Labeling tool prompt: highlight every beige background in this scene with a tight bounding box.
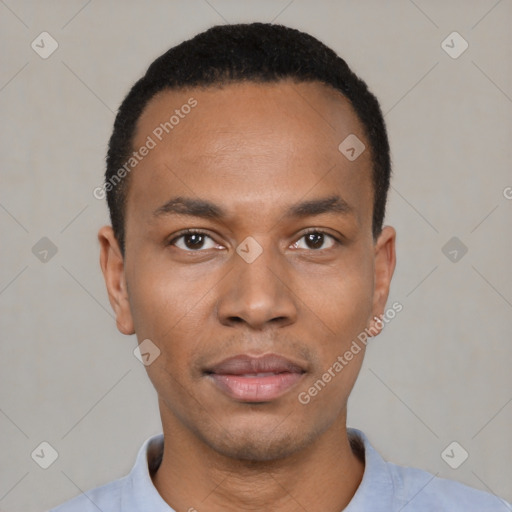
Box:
[1,1,511,510]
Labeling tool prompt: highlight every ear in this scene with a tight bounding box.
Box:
[98,226,135,335]
[368,225,396,337]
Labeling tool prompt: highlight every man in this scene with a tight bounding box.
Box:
[51,22,510,511]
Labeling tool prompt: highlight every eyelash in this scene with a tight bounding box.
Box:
[168,228,341,252]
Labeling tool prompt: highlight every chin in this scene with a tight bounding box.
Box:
[210,431,305,462]
[196,415,321,463]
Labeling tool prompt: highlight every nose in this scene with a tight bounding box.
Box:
[216,242,298,331]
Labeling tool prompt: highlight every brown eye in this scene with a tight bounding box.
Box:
[291,231,337,251]
[305,232,324,249]
[182,233,206,249]
[170,231,218,251]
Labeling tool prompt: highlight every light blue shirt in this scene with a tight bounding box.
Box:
[49,428,511,511]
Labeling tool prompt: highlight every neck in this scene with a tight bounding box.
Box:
[152,408,364,512]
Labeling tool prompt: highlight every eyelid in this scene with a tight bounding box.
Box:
[169,228,212,242]
[299,227,340,239]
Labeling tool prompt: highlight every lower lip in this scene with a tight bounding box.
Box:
[208,372,303,402]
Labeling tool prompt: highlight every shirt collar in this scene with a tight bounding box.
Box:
[123,433,171,510]
[344,428,396,511]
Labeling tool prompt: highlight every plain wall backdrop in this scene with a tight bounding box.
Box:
[0,1,511,510]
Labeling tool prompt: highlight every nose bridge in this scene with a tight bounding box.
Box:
[237,239,280,293]
[216,236,297,329]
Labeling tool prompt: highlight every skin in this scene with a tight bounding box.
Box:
[99,80,396,512]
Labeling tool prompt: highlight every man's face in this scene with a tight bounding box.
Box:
[100,80,395,461]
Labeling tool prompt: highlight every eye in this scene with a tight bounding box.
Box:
[169,230,220,251]
[291,230,339,251]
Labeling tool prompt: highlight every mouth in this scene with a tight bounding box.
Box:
[204,354,306,402]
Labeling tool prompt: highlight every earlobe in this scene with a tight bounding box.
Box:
[367,315,385,337]
[369,225,396,337]
[98,226,135,335]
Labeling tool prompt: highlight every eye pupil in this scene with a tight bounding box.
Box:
[306,232,324,249]
[185,234,204,249]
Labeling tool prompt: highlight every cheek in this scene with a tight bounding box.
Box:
[297,272,371,410]
[127,256,213,338]
[126,258,222,393]
[127,272,206,397]
[298,251,374,344]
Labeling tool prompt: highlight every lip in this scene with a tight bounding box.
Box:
[205,354,306,402]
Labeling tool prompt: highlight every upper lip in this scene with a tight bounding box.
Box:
[205,354,306,375]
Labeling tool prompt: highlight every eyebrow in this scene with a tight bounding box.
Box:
[152,195,354,221]
[283,195,354,219]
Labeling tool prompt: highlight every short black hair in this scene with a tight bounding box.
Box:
[105,22,391,255]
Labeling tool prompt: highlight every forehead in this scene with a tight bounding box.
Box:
[127,80,373,230]
[135,80,365,151]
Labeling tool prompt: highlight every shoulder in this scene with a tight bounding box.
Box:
[347,428,511,512]
[48,476,125,512]
[48,433,165,512]
[388,462,511,511]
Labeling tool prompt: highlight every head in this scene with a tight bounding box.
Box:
[99,22,396,461]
